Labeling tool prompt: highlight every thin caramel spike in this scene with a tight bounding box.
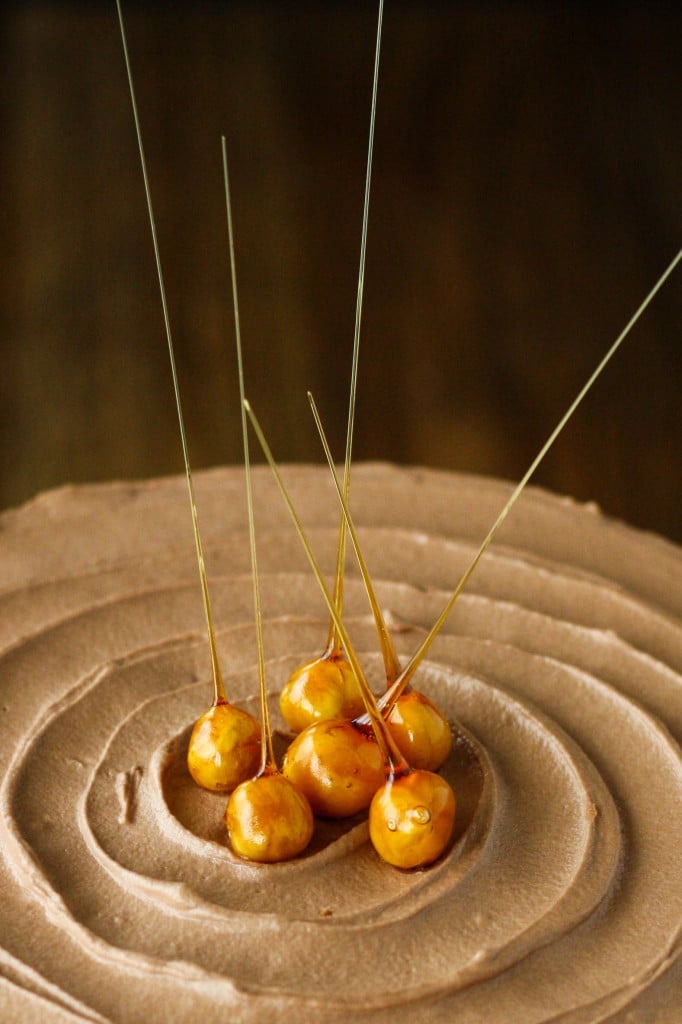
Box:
[308,392,402,682]
[244,400,407,774]
[385,248,682,706]
[327,0,385,652]
[116,0,225,704]
[222,138,275,772]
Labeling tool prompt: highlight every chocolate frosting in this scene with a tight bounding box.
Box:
[0,463,680,1022]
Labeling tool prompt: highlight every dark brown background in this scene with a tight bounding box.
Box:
[2,2,681,543]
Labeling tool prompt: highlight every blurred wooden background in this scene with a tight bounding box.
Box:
[2,2,681,543]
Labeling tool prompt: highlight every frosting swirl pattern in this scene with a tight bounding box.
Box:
[0,464,680,1022]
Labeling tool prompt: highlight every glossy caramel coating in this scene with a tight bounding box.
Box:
[225,772,314,862]
[386,690,452,771]
[369,770,456,868]
[282,718,386,818]
[187,701,261,793]
[280,652,364,733]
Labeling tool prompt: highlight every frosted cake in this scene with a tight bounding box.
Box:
[0,463,680,1022]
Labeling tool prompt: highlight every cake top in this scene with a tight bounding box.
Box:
[1,463,680,1022]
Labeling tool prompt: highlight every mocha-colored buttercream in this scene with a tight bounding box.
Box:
[0,464,680,1023]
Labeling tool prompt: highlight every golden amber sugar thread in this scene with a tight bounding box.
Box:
[222,135,276,774]
[118,0,261,796]
[377,247,682,716]
[116,0,226,706]
[282,0,384,734]
[311,242,682,723]
[309,391,403,683]
[222,138,313,861]
[330,0,384,637]
[309,391,452,773]
[244,399,408,776]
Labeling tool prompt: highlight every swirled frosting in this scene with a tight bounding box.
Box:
[0,463,680,1023]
